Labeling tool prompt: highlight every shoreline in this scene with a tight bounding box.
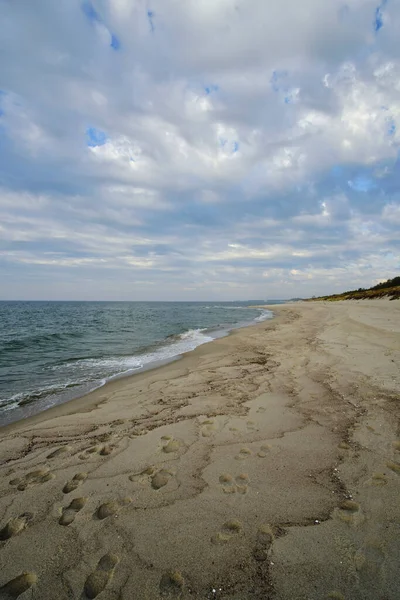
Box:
[0,306,275,430]
[0,300,399,599]
[0,306,279,435]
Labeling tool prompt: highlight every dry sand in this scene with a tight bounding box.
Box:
[0,300,399,599]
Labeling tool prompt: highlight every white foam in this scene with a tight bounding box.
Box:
[254,309,274,322]
[212,305,249,309]
[2,379,84,410]
[4,317,273,414]
[61,328,215,378]
[0,398,20,411]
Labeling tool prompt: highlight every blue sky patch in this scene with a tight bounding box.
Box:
[205,84,219,95]
[271,71,296,104]
[81,1,100,23]
[147,10,155,32]
[348,175,376,192]
[110,34,121,51]
[374,0,387,32]
[271,70,288,92]
[387,120,396,136]
[86,127,107,147]
[82,1,120,50]
[331,166,344,177]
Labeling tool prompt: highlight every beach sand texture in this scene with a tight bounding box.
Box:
[0,300,399,599]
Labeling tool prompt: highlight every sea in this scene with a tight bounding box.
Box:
[0,300,284,426]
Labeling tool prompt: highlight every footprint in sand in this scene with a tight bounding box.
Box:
[257,444,272,458]
[0,513,34,541]
[159,571,185,597]
[366,425,379,434]
[386,460,400,475]
[96,497,132,520]
[246,420,258,431]
[151,469,175,490]
[219,473,249,495]
[129,466,175,490]
[349,539,386,587]
[80,445,102,458]
[79,443,116,460]
[99,444,115,456]
[252,524,274,561]
[235,473,249,494]
[47,445,71,459]
[256,406,266,414]
[162,437,181,454]
[338,442,351,450]
[0,572,37,599]
[219,474,235,494]
[84,553,119,599]
[233,445,272,460]
[9,469,55,491]
[59,498,87,526]
[63,472,88,494]
[129,466,157,483]
[335,499,364,526]
[234,448,252,461]
[97,433,113,443]
[367,472,388,486]
[211,519,243,545]
[130,424,148,438]
[200,419,217,438]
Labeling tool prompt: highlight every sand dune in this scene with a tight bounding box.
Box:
[0,300,399,599]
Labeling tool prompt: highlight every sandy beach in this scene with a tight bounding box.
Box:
[0,300,399,599]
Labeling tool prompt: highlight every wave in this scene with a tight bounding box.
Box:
[0,380,86,410]
[0,330,84,355]
[254,309,274,322]
[1,305,275,418]
[203,305,273,322]
[202,305,274,321]
[1,327,215,412]
[69,328,215,374]
[203,305,251,310]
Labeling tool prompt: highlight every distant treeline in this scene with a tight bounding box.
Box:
[370,276,400,290]
[309,276,400,301]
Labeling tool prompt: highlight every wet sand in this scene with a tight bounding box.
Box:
[0,300,399,599]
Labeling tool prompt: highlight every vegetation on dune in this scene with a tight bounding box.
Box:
[308,276,400,301]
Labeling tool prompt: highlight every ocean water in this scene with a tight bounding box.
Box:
[0,301,281,426]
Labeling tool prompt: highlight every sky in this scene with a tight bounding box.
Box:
[0,0,399,301]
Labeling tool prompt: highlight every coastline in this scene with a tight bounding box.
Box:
[0,300,399,599]
[0,307,276,434]
[0,304,275,428]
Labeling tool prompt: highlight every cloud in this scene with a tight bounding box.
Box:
[0,0,399,300]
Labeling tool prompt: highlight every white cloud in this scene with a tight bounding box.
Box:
[0,0,399,299]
